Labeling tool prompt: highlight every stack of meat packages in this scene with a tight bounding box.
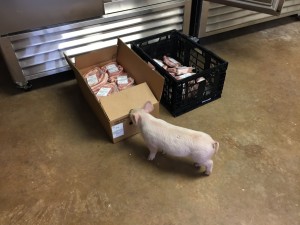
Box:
[149,56,206,99]
[83,61,135,100]
[148,56,196,80]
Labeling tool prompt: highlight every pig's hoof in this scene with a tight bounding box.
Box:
[147,155,155,161]
[203,171,211,176]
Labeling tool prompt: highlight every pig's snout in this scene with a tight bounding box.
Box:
[129,110,134,125]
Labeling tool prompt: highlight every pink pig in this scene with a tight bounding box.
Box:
[129,101,219,175]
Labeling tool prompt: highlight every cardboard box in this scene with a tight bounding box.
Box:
[64,39,164,143]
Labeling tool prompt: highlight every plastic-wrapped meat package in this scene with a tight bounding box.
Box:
[92,82,119,100]
[116,75,135,91]
[176,73,196,80]
[153,59,168,70]
[163,56,181,68]
[83,67,108,88]
[175,66,194,75]
[167,66,194,75]
[169,72,196,80]
[101,62,124,82]
[167,67,177,74]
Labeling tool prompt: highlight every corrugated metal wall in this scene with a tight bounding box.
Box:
[199,0,300,37]
[0,0,191,87]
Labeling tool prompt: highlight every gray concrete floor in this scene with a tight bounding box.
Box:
[0,17,299,225]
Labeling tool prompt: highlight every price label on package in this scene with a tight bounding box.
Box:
[86,74,98,86]
[96,87,111,97]
[112,123,124,139]
[117,76,128,84]
[107,64,119,73]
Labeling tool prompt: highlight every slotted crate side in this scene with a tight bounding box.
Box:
[131,30,228,116]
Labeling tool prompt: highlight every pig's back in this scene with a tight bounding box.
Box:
[141,116,214,157]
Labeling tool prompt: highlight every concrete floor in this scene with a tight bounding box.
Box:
[0,17,299,225]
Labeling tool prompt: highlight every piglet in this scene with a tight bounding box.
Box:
[129,101,219,175]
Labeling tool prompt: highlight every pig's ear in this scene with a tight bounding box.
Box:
[143,101,154,113]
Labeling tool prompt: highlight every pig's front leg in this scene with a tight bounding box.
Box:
[148,152,156,160]
[147,146,158,160]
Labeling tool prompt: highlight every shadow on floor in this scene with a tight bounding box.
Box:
[0,60,75,96]
[56,82,110,142]
[122,137,209,179]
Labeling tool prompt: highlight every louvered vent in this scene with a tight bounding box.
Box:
[199,0,300,37]
[0,0,191,86]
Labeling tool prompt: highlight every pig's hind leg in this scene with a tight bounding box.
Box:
[203,160,213,175]
[194,160,213,175]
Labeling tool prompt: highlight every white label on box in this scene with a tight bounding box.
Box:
[87,74,98,86]
[112,123,124,139]
[96,87,111,97]
[107,64,119,73]
[117,76,128,84]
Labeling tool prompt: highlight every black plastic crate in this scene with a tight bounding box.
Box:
[131,30,228,117]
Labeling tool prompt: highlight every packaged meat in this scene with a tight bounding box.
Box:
[169,72,176,77]
[167,66,194,76]
[90,82,104,93]
[108,74,119,83]
[107,71,126,83]
[101,62,124,77]
[176,66,194,75]
[163,56,181,68]
[167,67,177,73]
[93,83,119,100]
[169,72,196,80]
[117,76,135,91]
[175,73,196,80]
[153,59,168,70]
[83,67,108,87]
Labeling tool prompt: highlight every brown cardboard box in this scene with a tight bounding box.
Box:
[64,39,164,143]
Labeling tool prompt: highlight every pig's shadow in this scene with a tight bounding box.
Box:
[123,137,208,179]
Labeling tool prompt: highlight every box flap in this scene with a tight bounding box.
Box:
[100,83,158,122]
[64,52,77,71]
[116,39,164,101]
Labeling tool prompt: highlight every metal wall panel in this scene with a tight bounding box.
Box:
[199,0,300,37]
[0,0,192,88]
[206,0,285,15]
[0,0,108,35]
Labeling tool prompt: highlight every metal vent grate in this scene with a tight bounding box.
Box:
[0,0,192,87]
[199,0,300,37]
